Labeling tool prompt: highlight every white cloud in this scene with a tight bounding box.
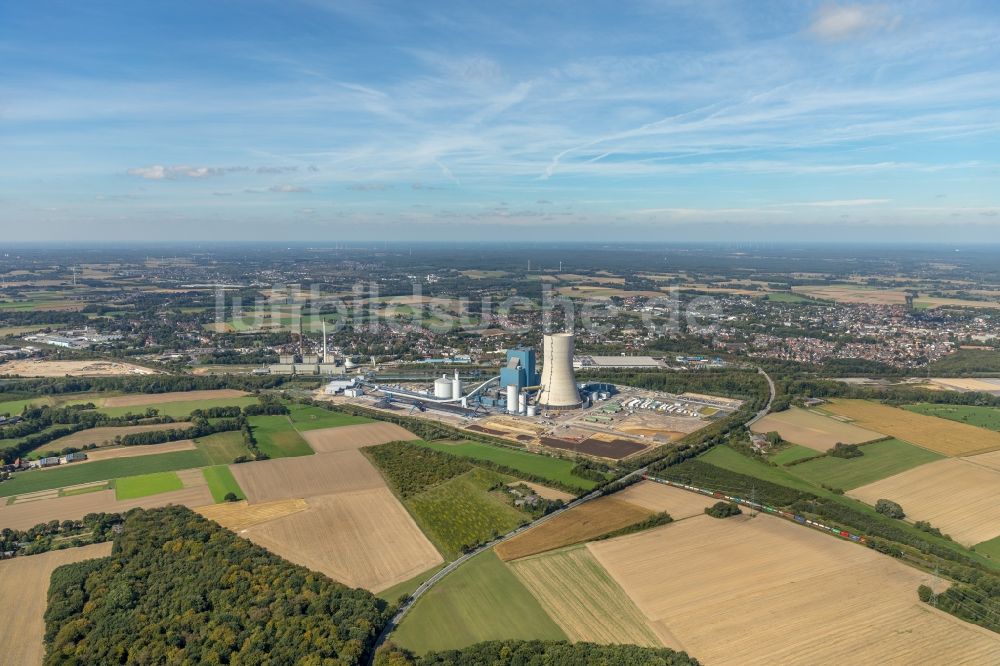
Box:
[127,165,232,179]
[809,4,899,41]
[269,184,311,193]
[782,198,891,207]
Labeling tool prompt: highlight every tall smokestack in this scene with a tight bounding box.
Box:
[322,321,328,364]
[538,332,581,409]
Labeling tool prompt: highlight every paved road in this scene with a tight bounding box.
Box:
[366,368,776,662]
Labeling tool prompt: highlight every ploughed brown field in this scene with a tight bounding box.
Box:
[101,389,248,407]
[750,406,882,451]
[299,422,418,453]
[587,513,1000,665]
[495,497,653,561]
[0,543,113,666]
[849,458,1000,546]
[823,399,1000,456]
[539,436,645,459]
[0,485,214,531]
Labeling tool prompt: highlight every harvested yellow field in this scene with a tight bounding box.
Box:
[44,423,195,450]
[751,406,882,451]
[196,498,309,531]
[0,542,113,666]
[230,450,385,502]
[495,497,652,561]
[930,377,1000,392]
[508,481,574,502]
[0,359,158,377]
[300,422,418,453]
[83,439,197,461]
[965,449,1000,472]
[0,486,213,530]
[849,458,1000,546]
[102,389,248,407]
[614,481,716,519]
[824,399,1000,456]
[242,487,443,592]
[509,546,660,647]
[589,514,1000,665]
[792,284,907,305]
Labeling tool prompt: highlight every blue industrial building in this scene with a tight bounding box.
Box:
[500,347,539,393]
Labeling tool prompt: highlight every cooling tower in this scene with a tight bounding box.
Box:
[538,332,581,409]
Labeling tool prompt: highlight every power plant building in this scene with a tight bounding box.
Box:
[537,332,582,409]
[500,347,539,393]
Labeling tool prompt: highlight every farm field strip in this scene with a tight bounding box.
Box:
[786,438,943,490]
[100,389,248,407]
[115,471,184,500]
[392,550,566,655]
[83,439,197,461]
[0,485,214,530]
[613,481,716,519]
[196,498,308,531]
[495,497,653,561]
[508,546,661,647]
[965,449,1000,472]
[588,514,1000,665]
[414,439,594,490]
[0,543,113,666]
[750,406,882,451]
[35,422,195,452]
[300,422,418,453]
[202,465,245,503]
[242,486,443,592]
[849,458,1000,546]
[824,399,1000,456]
[229,449,384,502]
[96,395,259,419]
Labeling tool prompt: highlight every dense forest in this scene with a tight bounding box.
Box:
[44,506,391,665]
[375,640,700,665]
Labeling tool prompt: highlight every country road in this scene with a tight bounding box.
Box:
[366,368,776,663]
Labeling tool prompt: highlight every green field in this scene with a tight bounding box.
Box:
[248,415,313,458]
[769,444,821,465]
[115,471,183,500]
[699,445,820,494]
[286,404,372,431]
[203,465,245,503]
[975,535,1000,561]
[786,438,943,490]
[765,292,812,303]
[406,468,528,559]
[194,431,250,465]
[904,403,1000,431]
[376,563,446,603]
[60,482,111,497]
[0,449,210,497]
[393,550,565,655]
[415,440,593,491]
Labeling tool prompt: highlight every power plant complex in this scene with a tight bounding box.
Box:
[353,332,590,415]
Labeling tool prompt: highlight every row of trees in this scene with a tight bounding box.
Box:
[375,640,700,665]
[1,512,122,558]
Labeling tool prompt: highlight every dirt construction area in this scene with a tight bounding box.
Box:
[0,485,214,531]
[0,542,113,665]
[101,389,248,407]
[495,497,653,561]
[823,399,1000,456]
[0,359,158,377]
[241,487,443,592]
[751,407,883,451]
[849,458,1000,546]
[588,513,1000,665]
[299,422,418,453]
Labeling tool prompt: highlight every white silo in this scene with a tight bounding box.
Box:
[538,332,581,409]
[452,370,462,399]
[434,375,453,399]
[506,384,518,413]
[518,393,527,414]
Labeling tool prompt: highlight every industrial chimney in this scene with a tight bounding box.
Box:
[537,332,581,409]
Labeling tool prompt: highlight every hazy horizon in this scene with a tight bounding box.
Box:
[3,1,999,241]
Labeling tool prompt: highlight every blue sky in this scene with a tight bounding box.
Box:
[2,1,999,242]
